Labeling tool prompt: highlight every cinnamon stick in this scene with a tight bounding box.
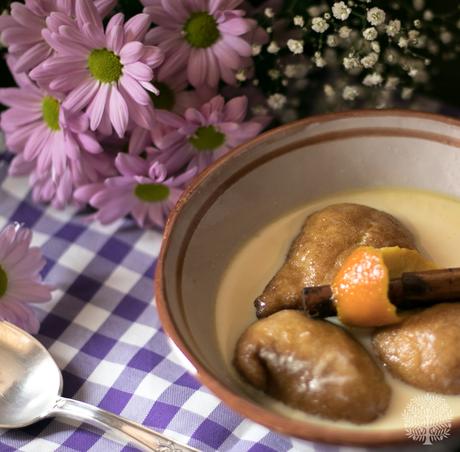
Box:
[302,267,460,318]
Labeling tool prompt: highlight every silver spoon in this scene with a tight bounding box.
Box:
[0,321,198,452]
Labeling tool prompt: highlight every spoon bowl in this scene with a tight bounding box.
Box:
[0,321,62,428]
[0,322,197,452]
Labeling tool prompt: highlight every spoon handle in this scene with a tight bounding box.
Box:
[51,397,198,452]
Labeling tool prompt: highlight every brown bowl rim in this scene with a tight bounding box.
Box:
[155,109,460,447]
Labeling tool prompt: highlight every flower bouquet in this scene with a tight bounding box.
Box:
[0,0,458,228]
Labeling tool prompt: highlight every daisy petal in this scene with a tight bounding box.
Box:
[109,87,129,137]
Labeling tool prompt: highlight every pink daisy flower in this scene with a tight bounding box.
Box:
[8,146,116,210]
[129,67,215,155]
[142,0,264,87]
[0,77,102,179]
[0,0,115,74]
[75,153,196,228]
[31,2,164,138]
[156,95,263,173]
[0,223,52,334]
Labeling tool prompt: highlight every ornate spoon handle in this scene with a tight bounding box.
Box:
[51,397,198,452]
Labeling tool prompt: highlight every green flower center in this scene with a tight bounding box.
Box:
[150,82,176,111]
[88,48,123,83]
[134,183,170,202]
[183,12,220,48]
[189,125,225,151]
[0,265,8,298]
[41,96,60,131]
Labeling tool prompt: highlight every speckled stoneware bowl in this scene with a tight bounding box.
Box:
[155,110,460,446]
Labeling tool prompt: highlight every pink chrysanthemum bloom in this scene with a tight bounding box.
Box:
[0,76,102,179]
[0,0,115,74]
[156,95,263,173]
[9,150,116,210]
[142,0,265,87]
[0,223,52,334]
[129,68,215,155]
[31,2,164,138]
[75,154,196,228]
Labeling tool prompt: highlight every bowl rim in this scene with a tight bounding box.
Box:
[155,109,460,447]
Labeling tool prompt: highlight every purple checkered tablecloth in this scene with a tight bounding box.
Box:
[1,150,460,452]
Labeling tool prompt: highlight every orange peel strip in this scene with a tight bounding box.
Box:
[331,246,436,327]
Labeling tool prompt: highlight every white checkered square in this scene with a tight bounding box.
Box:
[2,175,29,199]
[31,230,50,247]
[232,419,270,442]
[133,230,162,256]
[20,437,60,452]
[135,373,170,400]
[104,265,139,292]
[87,361,126,387]
[74,304,111,331]
[119,323,154,347]
[181,391,220,417]
[48,341,79,369]
[59,243,95,273]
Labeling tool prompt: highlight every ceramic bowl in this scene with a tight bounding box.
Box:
[155,110,460,446]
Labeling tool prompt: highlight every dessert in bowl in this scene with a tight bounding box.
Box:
[155,110,460,445]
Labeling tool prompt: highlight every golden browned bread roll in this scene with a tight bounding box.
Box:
[255,203,416,318]
[234,310,391,423]
[373,303,460,394]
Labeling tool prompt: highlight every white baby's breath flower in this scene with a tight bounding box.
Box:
[371,41,381,53]
[401,87,414,99]
[267,41,280,54]
[360,52,379,68]
[332,1,351,20]
[235,69,247,81]
[423,10,434,21]
[385,76,399,89]
[293,15,305,27]
[252,105,269,116]
[252,44,262,56]
[281,79,288,87]
[312,17,329,33]
[363,27,378,40]
[323,12,331,20]
[339,26,352,38]
[441,31,453,44]
[284,63,308,78]
[343,55,361,70]
[327,35,338,47]
[363,72,383,86]
[264,7,274,18]
[413,0,425,11]
[408,30,420,42]
[324,84,335,97]
[267,93,287,110]
[268,69,280,80]
[398,36,409,48]
[408,67,418,77]
[414,19,422,29]
[313,51,326,67]
[385,48,398,64]
[386,19,401,37]
[342,85,360,100]
[367,7,386,26]
[428,41,439,54]
[287,39,304,54]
